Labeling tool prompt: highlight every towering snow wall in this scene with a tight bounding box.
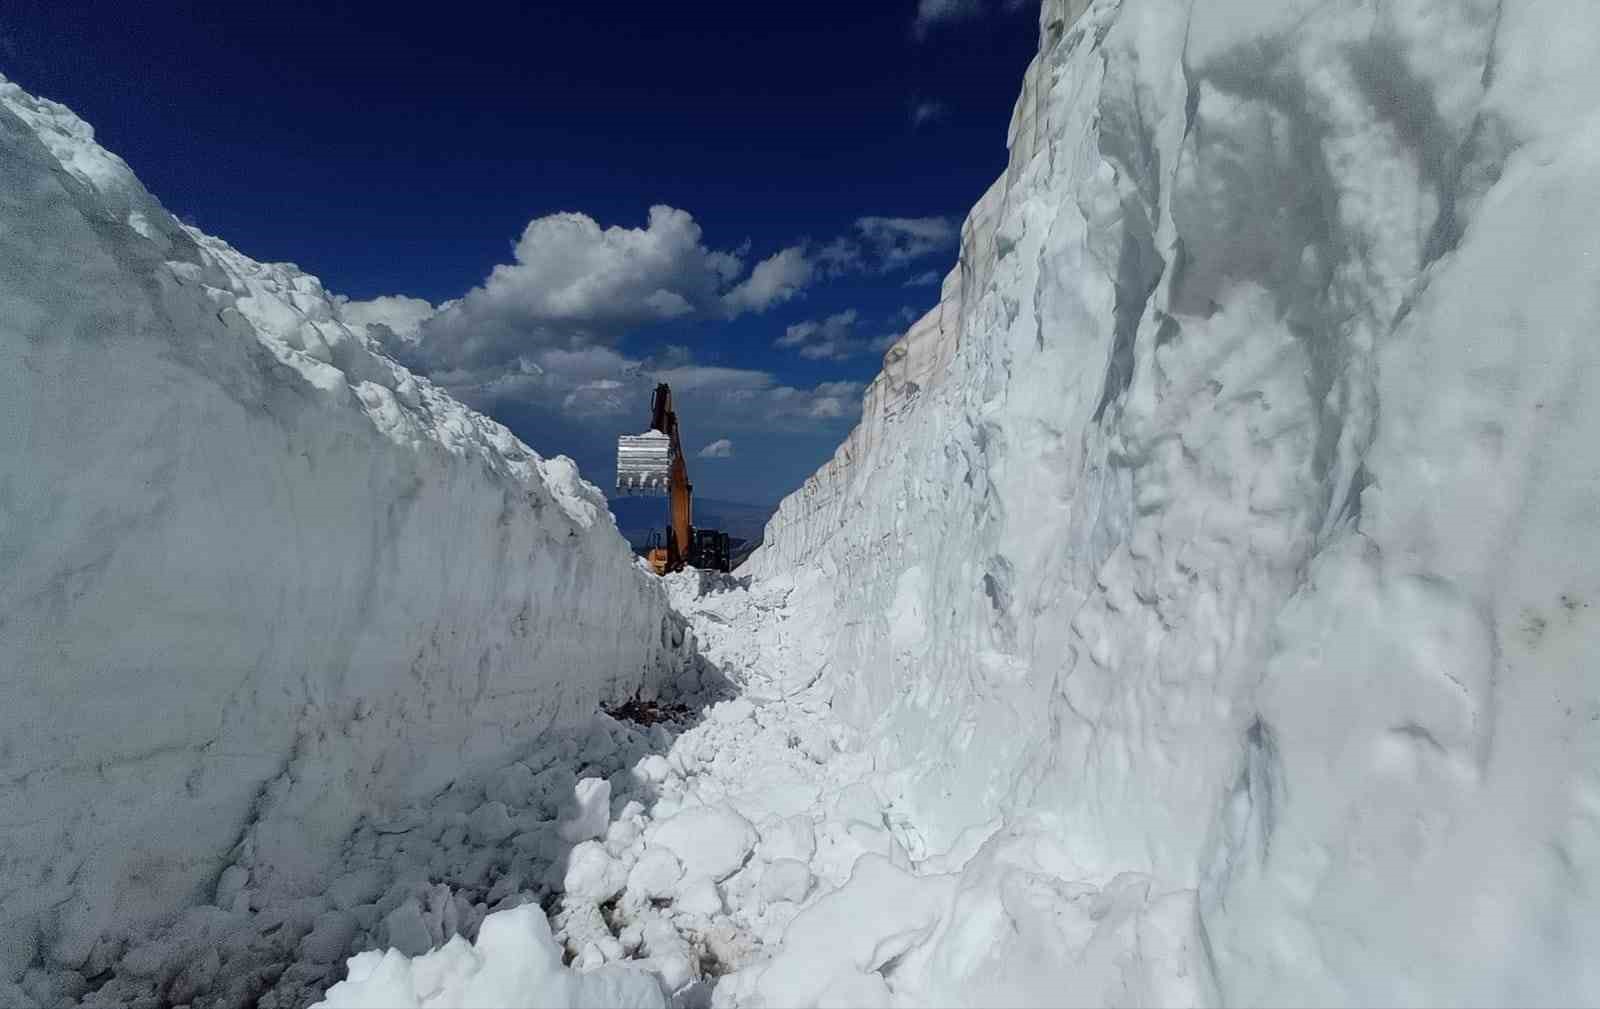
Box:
[749,0,1600,1002]
[0,76,690,979]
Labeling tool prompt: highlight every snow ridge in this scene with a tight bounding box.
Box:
[0,71,692,1002]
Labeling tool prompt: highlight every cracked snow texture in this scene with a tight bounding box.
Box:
[0,72,697,1000]
[747,0,1600,1004]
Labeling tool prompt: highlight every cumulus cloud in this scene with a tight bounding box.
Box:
[698,438,734,459]
[777,309,904,362]
[721,246,814,315]
[335,293,437,344]
[391,206,817,381]
[335,206,955,390]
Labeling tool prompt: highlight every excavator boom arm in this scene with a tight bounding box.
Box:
[616,382,730,574]
[658,388,693,571]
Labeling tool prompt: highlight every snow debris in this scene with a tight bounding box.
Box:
[316,906,667,1008]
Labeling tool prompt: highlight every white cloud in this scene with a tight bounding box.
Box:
[698,438,734,459]
[721,246,814,315]
[915,0,985,33]
[777,309,904,362]
[910,101,946,128]
[903,269,944,287]
[652,365,865,429]
[856,216,959,271]
[441,342,863,440]
[913,0,1033,37]
[335,293,437,344]
[399,206,819,378]
[816,236,864,277]
[335,208,955,389]
[562,378,628,415]
[778,310,860,361]
[803,217,957,281]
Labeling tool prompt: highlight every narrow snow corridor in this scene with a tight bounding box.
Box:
[305,570,927,1008]
[293,569,1211,1009]
[8,0,1600,1004]
[49,571,913,1009]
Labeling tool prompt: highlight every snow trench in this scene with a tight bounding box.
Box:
[7,0,1600,1004]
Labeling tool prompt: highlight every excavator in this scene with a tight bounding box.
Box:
[615,383,732,575]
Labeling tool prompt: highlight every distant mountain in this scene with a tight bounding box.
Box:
[607,496,775,550]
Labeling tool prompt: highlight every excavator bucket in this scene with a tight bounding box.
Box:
[615,430,673,496]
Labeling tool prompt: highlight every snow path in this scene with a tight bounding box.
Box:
[303,569,1211,1009]
[304,568,917,1009]
[30,571,899,1009]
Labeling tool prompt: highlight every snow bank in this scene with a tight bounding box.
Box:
[747,0,1600,1003]
[0,72,690,992]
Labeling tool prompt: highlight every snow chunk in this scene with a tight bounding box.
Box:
[627,848,683,901]
[557,778,612,843]
[649,805,757,882]
[747,855,954,1006]
[468,801,517,845]
[299,911,359,965]
[633,754,672,785]
[758,859,813,905]
[563,842,627,904]
[673,877,723,918]
[381,899,434,958]
[709,698,755,725]
[757,814,817,864]
[485,762,537,809]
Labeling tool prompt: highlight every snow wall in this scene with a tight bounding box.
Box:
[748,0,1600,1003]
[0,76,690,980]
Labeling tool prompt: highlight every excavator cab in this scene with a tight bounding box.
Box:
[615,383,732,575]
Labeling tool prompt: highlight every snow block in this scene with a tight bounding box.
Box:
[558,778,613,844]
[649,805,757,882]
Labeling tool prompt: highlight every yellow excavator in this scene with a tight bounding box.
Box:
[615,383,732,575]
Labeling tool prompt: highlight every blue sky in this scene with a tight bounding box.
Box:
[2,0,1040,504]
